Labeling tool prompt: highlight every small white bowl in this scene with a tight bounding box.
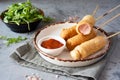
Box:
[37,36,66,56]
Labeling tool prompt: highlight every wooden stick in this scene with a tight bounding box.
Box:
[92,5,99,16]
[96,4,120,21]
[107,31,120,39]
[97,13,120,30]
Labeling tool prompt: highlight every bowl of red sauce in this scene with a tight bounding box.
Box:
[37,36,66,56]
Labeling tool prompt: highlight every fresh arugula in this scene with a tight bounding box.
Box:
[0,35,27,46]
[3,0,54,30]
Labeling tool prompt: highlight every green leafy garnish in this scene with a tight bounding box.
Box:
[0,35,27,46]
[3,0,54,30]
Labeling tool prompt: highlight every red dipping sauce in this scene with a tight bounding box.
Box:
[41,39,64,49]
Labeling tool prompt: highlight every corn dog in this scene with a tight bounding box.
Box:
[60,15,96,40]
[76,15,96,35]
[66,29,96,50]
[60,25,77,41]
[70,36,107,60]
[81,15,96,26]
[76,21,93,35]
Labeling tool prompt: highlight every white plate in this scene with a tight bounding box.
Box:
[33,22,110,67]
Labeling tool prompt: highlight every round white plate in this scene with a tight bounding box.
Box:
[33,22,110,67]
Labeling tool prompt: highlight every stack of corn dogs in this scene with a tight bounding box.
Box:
[60,15,107,60]
[60,5,120,60]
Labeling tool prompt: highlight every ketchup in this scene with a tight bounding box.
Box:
[41,39,64,49]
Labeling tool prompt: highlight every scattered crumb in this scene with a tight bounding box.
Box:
[67,16,79,22]
[25,74,42,80]
[55,75,60,78]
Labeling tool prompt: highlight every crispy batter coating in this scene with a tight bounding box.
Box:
[76,15,96,35]
[70,36,107,60]
[81,15,96,26]
[66,29,97,50]
[60,15,96,40]
[60,25,77,41]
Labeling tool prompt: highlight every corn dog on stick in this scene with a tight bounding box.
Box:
[70,36,107,60]
[81,15,96,26]
[60,15,96,40]
[76,15,96,35]
[66,29,97,50]
[60,25,77,41]
[76,21,93,35]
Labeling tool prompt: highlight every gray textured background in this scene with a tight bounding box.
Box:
[0,0,120,80]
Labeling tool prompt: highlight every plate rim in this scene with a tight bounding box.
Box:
[33,22,110,62]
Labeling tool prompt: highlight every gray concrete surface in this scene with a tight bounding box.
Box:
[0,0,120,80]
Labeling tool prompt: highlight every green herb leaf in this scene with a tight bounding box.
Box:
[0,35,27,46]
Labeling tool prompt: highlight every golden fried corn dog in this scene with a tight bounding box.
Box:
[66,29,96,50]
[76,21,93,35]
[60,15,96,40]
[60,25,77,41]
[81,15,96,26]
[70,36,107,60]
[76,15,96,35]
